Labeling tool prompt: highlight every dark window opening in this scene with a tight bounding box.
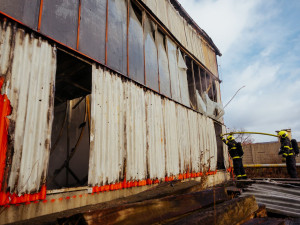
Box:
[214,122,225,170]
[185,56,197,109]
[200,68,206,95]
[47,50,91,190]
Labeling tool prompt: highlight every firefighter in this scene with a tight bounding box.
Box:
[221,135,247,180]
[278,130,298,178]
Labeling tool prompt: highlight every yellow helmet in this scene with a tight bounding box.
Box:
[227,135,235,141]
[278,130,288,138]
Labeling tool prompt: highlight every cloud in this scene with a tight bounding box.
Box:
[178,0,300,142]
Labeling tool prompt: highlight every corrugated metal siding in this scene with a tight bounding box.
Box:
[89,66,221,186]
[89,67,125,186]
[145,91,165,180]
[0,21,13,76]
[240,182,300,217]
[0,22,56,194]
[125,80,147,181]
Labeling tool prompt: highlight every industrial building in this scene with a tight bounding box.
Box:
[0,0,229,223]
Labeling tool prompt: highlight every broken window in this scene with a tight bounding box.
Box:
[185,56,197,109]
[47,50,91,190]
[107,0,127,75]
[128,1,144,84]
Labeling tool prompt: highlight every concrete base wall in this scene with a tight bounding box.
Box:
[0,171,230,224]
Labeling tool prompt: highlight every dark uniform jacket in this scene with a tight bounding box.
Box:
[222,138,243,159]
[279,137,294,157]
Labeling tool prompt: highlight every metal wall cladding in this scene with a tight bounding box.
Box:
[0,0,40,30]
[241,182,300,218]
[141,0,219,76]
[89,65,220,186]
[0,22,56,195]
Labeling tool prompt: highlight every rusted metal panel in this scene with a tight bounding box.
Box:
[0,23,56,194]
[145,91,165,180]
[125,80,147,181]
[176,105,191,173]
[89,65,220,186]
[163,99,179,176]
[0,21,13,76]
[0,0,40,29]
[79,0,106,64]
[89,67,125,186]
[41,0,79,49]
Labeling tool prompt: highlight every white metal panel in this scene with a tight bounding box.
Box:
[145,91,165,180]
[156,0,169,28]
[142,0,158,16]
[167,38,181,103]
[166,2,187,48]
[188,110,200,172]
[89,66,125,186]
[176,104,191,174]
[0,21,13,76]
[4,27,56,194]
[163,99,179,176]
[125,81,147,181]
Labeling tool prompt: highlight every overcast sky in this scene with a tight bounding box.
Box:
[178,0,300,143]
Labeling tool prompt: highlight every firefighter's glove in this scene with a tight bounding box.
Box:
[278,149,283,155]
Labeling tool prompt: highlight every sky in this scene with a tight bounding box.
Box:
[178,0,300,143]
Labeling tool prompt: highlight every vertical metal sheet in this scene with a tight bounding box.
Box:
[145,91,165,180]
[89,66,125,186]
[107,0,127,75]
[163,99,179,176]
[166,2,187,47]
[157,31,171,98]
[41,0,79,49]
[2,26,56,194]
[188,110,201,172]
[0,21,13,76]
[125,81,147,181]
[0,0,40,30]
[79,0,106,64]
[89,66,221,186]
[177,49,190,107]
[176,105,191,174]
[128,1,144,84]
[144,15,159,92]
[167,38,181,103]
[141,0,158,16]
[156,0,169,28]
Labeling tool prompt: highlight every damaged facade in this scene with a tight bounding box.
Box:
[0,0,229,223]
